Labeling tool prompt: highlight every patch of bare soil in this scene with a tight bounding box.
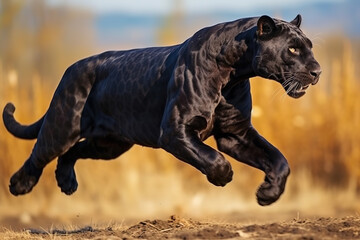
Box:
[6,215,358,240]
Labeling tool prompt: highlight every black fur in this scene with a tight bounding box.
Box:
[3,15,320,206]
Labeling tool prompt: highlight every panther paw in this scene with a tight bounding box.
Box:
[9,161,43,196]
[55,163,78,195]
[206,160,233,187]
[256,167,290,206]
[256,181,283,206]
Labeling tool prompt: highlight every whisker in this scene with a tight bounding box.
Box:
[280,89,289,101]
[282,82,292,89]
[266,73,279,81]
[270,85,285,102]
[282,77,295,88]
[283,72,294,77]
[280,81,297,101]
[286,81,298,94]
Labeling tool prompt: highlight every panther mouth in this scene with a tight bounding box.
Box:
[283,81,309,98]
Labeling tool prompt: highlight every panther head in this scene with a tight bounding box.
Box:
[253,14,321,98]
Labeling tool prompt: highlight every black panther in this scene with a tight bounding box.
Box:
[3,15,321,206]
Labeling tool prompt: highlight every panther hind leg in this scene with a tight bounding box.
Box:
[9,58,100,196]
[9,127,80,196]
[56,138,133,195]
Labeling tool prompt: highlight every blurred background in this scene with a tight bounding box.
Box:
[0,0,359,228]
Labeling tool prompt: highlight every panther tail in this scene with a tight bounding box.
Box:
[2,102,45,140]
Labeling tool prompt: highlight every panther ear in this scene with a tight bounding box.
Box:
[290,14,302,28]
[257,15,277,39]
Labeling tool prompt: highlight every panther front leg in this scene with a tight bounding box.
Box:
[159,113,233,187]
[215,126,290,206]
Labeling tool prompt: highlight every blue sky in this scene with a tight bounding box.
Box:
[44,0,358,47]
[47,0,343,14]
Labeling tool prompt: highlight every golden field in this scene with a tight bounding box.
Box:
[0,1,359,232]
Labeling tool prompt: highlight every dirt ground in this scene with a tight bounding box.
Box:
[1,214,359,240]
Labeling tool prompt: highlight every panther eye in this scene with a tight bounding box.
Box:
[289,47,300,55]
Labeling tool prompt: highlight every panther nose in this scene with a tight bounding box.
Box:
[310,69,322,85]
[310,69,322,79]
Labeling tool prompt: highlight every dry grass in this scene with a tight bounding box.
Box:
[0,228,40,240]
